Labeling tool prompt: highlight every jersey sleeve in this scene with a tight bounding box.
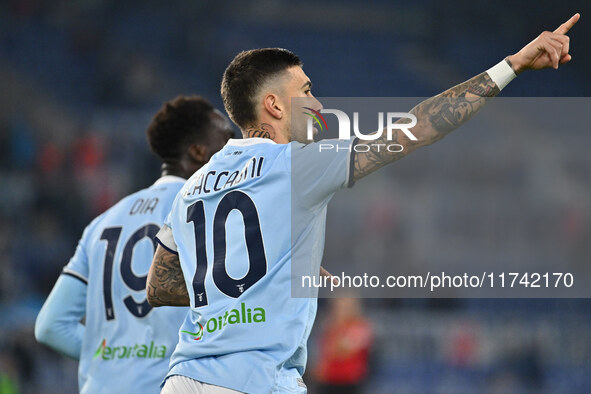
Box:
[62,223,93,284]
[35,275,86,359]
[291,138,358,209]
[155,210,178,254]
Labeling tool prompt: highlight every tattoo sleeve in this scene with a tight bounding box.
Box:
[146,245,190,307]
[353,71,500,181]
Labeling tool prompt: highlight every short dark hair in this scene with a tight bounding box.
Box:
[146,95,214,161]
[221,48,302,129]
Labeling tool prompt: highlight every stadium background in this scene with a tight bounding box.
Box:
[1,0,590,392]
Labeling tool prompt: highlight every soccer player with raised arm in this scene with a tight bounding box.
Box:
[35,96,234,393]
[147,14,579,394]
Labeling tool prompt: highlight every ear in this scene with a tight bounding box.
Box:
[187,144,208,164]
[262,93,284,120]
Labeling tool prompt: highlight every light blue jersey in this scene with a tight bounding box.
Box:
[156,138,354,393]
[64,176,189,394]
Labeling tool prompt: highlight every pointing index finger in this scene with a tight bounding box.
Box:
[554,13,580,34]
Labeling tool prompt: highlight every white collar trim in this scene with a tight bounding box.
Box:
[154,175,186,186]
[226,138,277,146]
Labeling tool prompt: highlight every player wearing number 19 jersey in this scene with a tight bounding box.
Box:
[35,96,233,393]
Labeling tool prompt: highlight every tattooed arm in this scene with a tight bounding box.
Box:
[147,245,189,307]
[353,71,500,180]
[353,13,579,181]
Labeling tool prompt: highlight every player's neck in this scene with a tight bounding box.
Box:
[160,162,189,180]
[241,122,289,144]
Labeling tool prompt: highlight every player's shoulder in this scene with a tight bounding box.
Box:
[222,138,289,152]
[116,178,185,213]
[87,178,184,229]
[144,176,186,199]
[287,140,322,162]
[82,189,146,234]
[207,139,291,170]
[290,139,354,160]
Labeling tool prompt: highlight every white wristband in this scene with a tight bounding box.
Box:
[486,59,517,91]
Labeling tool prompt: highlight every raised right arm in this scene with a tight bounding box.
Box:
[352,13,579,181]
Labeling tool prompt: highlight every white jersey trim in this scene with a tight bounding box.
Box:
[226,138,277,147]
[62,268,88,285]
[154,175,186,186]
[155,225,178,253]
